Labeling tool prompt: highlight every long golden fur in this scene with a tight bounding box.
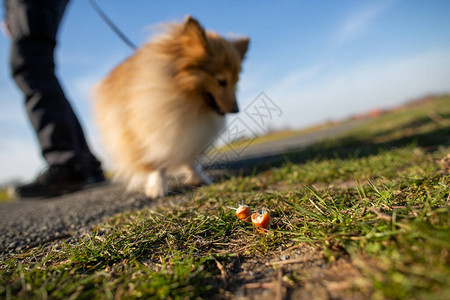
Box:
[93,16,249,198]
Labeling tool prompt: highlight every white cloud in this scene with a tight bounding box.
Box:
[0,139,44,184]
[0,78,42,183]
[333,0,395,46]
[267,49,450,129]
[0,92,24,123]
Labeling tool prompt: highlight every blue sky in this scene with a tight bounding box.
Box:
[1,0,450,183]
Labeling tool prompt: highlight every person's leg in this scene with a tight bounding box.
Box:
[5,0,104,197]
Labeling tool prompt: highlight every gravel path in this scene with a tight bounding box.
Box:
[0,183,154,257]
[0,120,363,258]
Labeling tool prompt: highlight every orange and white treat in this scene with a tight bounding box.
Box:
[251,209,271,233]
[236,204,252,222]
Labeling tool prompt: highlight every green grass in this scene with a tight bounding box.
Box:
[0,189,11,203]
[317,96,450,149]
[1,96,449,299]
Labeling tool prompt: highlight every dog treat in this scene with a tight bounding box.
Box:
[236,204,252,222]
[251,209,271,233]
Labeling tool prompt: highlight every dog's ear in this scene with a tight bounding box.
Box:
[183,15,208,51]
[232,37,250,60]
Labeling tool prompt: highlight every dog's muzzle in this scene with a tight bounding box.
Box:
[204,92,225,116]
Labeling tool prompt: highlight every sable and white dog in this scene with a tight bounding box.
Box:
[93,16,249,198]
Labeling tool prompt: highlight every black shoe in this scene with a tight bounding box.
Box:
[85,166,107,185]
[9,165,106,199]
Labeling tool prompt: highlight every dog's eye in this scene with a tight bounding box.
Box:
[217,79,227,87]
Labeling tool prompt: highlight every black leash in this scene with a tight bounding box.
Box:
[88,0,138,50]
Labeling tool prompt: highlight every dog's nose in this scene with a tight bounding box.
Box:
[230,102,239,113]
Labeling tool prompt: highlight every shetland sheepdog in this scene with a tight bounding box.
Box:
[93,16,249,198]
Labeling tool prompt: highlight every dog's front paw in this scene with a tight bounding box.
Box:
[183,165,212,186]
[185,171,212,186]
[145,170,168,199]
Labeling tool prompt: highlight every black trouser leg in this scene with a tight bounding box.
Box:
[5,0,101,174]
